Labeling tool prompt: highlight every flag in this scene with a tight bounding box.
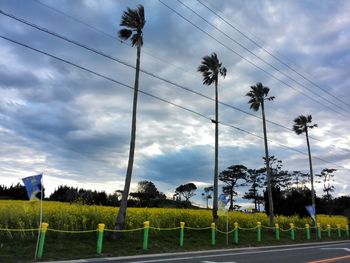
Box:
[22,174,42,200]
[305,204,316,222]
[218,194,228,216]
[219,194,229,205]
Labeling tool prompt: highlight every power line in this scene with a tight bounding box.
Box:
[197,0,350,109]
[177,0,350,115]
[1,34,348,171]
[32,0,192,75]
[158,0,349,119]
[1,9,349,154]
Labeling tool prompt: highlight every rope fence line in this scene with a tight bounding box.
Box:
[47,228,97,233]
[1,221,349,260]
[184,226,211,230]
[104,227,144,232]
[0,227,39,232]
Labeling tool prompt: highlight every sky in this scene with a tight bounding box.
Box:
[0,0,349,207]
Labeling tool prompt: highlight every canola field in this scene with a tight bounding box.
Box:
[0,200,348,232]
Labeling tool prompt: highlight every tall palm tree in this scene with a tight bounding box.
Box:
[293,115,318,224]
[115,5,145,231]
[198,53,226,222]
[246,82,275,226]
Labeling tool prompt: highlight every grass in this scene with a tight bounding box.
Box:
[1,226,349,262]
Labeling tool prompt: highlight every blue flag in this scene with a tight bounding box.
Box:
[305,204,316,222]
[218,194,229,216]
[22,174,42,200]
[219,194,229,205]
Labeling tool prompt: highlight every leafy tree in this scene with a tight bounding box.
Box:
[201,186,213,209]
[316,168,336,200]
[219,165,247,211]
[0,183,27,200]
[290,171,309,190]
[263,156,291,190]
[50,185,78,203]
[293,114,317,222]
[130,181,164,206]
[246,82,275,225]
[175,183,197,202]
[115,5,146,231]
[265,187,312,217]
[316,168,336,214]
[106,190,122,206]
[198,53,226,222]
[243,169,264,211]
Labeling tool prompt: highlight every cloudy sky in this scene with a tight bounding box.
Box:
[0,0,349,207]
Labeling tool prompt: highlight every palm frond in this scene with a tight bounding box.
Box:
[119,5,145,47]
[118,28,132,40]
[246,82,272,111]
[198,52,226,86]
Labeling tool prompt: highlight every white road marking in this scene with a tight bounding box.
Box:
[130,242,350,262]
[321,247,350,252]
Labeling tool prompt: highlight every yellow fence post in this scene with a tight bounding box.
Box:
[257,222,261,242]
[97,223,105,254]
[143,221,150,250]
[179,222,185,247]
[327,224,331,238]
[37,222,49,259]
[211,223,216,246]
[275,224,280,240]
[305,224,311,240]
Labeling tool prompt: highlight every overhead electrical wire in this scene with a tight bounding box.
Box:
[32,0,192,75]
[158,0,349,118]
[197,0,350,109]
[177,0,350,115]
[0,9,349,154]
[0,34,348,171]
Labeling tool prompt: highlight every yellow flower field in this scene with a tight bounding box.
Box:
[0,200,348,231]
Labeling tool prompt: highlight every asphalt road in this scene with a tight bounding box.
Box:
[46,240,350,263]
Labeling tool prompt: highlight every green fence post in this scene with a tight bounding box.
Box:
[257,222,261,242]
[179,222,185,247]
[327,224,331,238]
[211,222,216,246]
[97,223,105,254]
[233,222,238,244]
[290,223,295,241]
[37,222,49,259]
[275,224,280,241]
[317,223,321,239]
[346,225,349,237]
[305,224,311,240]
[337,224,341,238]
[143,221,150,250]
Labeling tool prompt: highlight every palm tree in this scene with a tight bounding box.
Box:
[114,5,145,231]
[293,115,318,224]
[198,53,226,222]
[246,82,275,226]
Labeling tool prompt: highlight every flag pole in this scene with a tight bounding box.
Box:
[226,209,229,246]
[34,173,43,260]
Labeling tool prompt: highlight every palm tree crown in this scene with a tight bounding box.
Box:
[293,115,318,135]
[118,5,145,47]
[246,82,275,111]
[198,53,226,86]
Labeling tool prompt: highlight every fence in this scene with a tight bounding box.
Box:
[1,221,349,259]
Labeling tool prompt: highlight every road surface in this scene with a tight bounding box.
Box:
[45,240,350,263]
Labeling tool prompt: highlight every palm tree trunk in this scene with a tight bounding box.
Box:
[305,129,317,225]
[213,78,219,222]
[115,44,141,231]
[261,102,274,226]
